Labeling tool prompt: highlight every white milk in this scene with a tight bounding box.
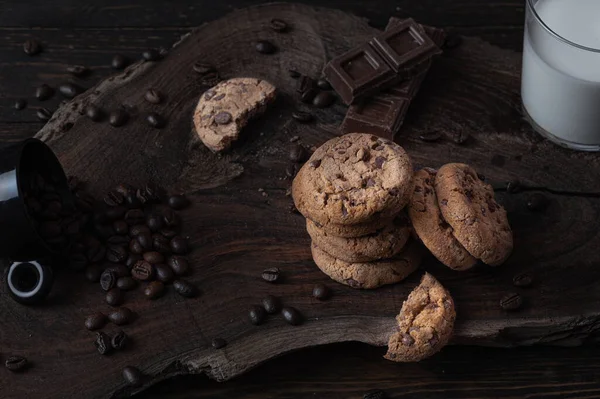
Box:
[521,0,600,150]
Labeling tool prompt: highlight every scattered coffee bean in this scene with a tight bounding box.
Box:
[106,245,128,263]
[85,312,107,331]
[168,195,189,210]
[117,276,138,291]
[109,109,129,127]
[316,78,332,90]
[364,389,388,399]
[100,270,118,291]
[506,179,521,194]
[67,65,90,77]
[144,88,162,104]
[167,256,189,276]
[170,236,189,254]
[35,84,54,101]
[173,279,197,298]
[146,112,165,128]
[144,281,165,299]
[192,62,215,75]
[256,40,276,54]
[527,193,548,211]
[131,260,155,281]
[300,88,318,104]
[111,330,129,350]
[122,366,143,387]
[125,209,145,225]
[281,307,303,326]
[500,292,523,311]
[249,305,267,325]
[212,338,227,349]
[262,295,281,314]
[106,288,124,307]
[94,332,112,355]
[5,356,28,372]
[291,110,313,123]
[261,267,280,283]
[513,272,533,288]
[419,131,442,142]
[108,307,134,325]
[59,83,84,99]
[155,264,175,283]
[14,99,27,110]
[85,105,104,121]
[142,49,161,61]
[85,265,104,282]
[289,144,307,163]
[143,251,165,264]
[269,18,288,32]
[289,69,301,78]
[111,54,128,70]
[37,107,53,121]
[312,91,335,108]
[312,284,331,300]
[23,39,41,55]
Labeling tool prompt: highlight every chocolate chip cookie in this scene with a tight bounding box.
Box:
[310,217,389,238]
[385,273,455,362]
[307,214,411,262]
[193,77,276,152]
[408,168,477,270]
[292,133,414,226]
[435,163,513,266]
[311,239,422,289]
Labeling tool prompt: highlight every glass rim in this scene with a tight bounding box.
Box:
[527,0,600,53]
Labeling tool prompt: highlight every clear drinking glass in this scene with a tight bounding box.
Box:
[521,0,600,151]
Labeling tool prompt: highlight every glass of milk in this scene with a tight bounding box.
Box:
[521,0,600,151]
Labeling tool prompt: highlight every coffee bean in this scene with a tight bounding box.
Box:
[131,260,155,281]
[23,39,41,55]
[527,193,548,211]
[59,83,84,99]
[37,107,53,121]
[173,279,197,298]
[500,292,523,311]
[129,238,144,254]
[313,91,335,108]
[108,307,134,325]
[513,271,533,288]
[155,264,175,283]
[289,144,307,163]
[312,284,331,300]
[212,338,227,349]
[161,228,179,238]
[130,224,151,237]
[170,236,189,254]
[137,232,153,251]
[142,49,161,61]
[199,71,220,86]
[316,78,332,90]
[162,208,180,227]
[152,234,171,253]
[106,288,125,306]
[419,131,442,142]
[363,389,388,399]
[125,209,145,225]
[85,312,107,331]
[146,215,164,233]
[67,65,90,77]
[35,84,54,101]
[144,281,165,299]
[300,88,318,104]
[167,256,189,276]
[193,62,215,75]
[111,330,129,350]
[126,253,143,268]
[256,40,276,54]
[85,265,104,282]
[249,305,267,325]
[113,220,129,235]
[146,112,165,128]
[261,267,280,283]
[285,163,300,178]
[143,251,165,264]
[94,332,112,355]
[117,276,138,291]
[14,99,27,110]
[111,54,129,70]
[270,18,288,32]
[106,245,128,263]
[291,110,313,123]
[289,69,301,78]
[100,270,118,291]
[262,295,281,314]
[214,111,232,125]
[5,356,28,372]
[122,366,143,387]
[106,263,130,278]
[281,307,303,326]
[109,109,129,127]
[144,88,162,104]
[167,195,188,210]
[106,206,127,220]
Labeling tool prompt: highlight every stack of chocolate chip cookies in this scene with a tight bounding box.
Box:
[292,133,421,289]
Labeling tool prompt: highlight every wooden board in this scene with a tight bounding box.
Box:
[3,3,600,398]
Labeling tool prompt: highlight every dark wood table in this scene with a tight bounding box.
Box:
[2,1,600,398]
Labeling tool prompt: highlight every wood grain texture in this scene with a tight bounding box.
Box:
[1,2,600,399]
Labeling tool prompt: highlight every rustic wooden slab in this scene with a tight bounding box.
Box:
[3,3,600,398]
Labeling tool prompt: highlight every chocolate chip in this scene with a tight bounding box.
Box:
[146,112,165,128]
[401,333,415,346]
[142,49,161,61]
[122,366,143,387]
[59,83,84,99]
[109,109,128,127]
[67,65,90,77]
[309,159,321,168]
[85,105,104,121]
[214,111,232,125]
[374,156,386,169]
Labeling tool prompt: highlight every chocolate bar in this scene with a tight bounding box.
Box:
[339,19,446,139]
[323,18,441,105]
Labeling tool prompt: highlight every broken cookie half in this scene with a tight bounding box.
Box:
[193,77,276,152]
[385,273,455,362]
